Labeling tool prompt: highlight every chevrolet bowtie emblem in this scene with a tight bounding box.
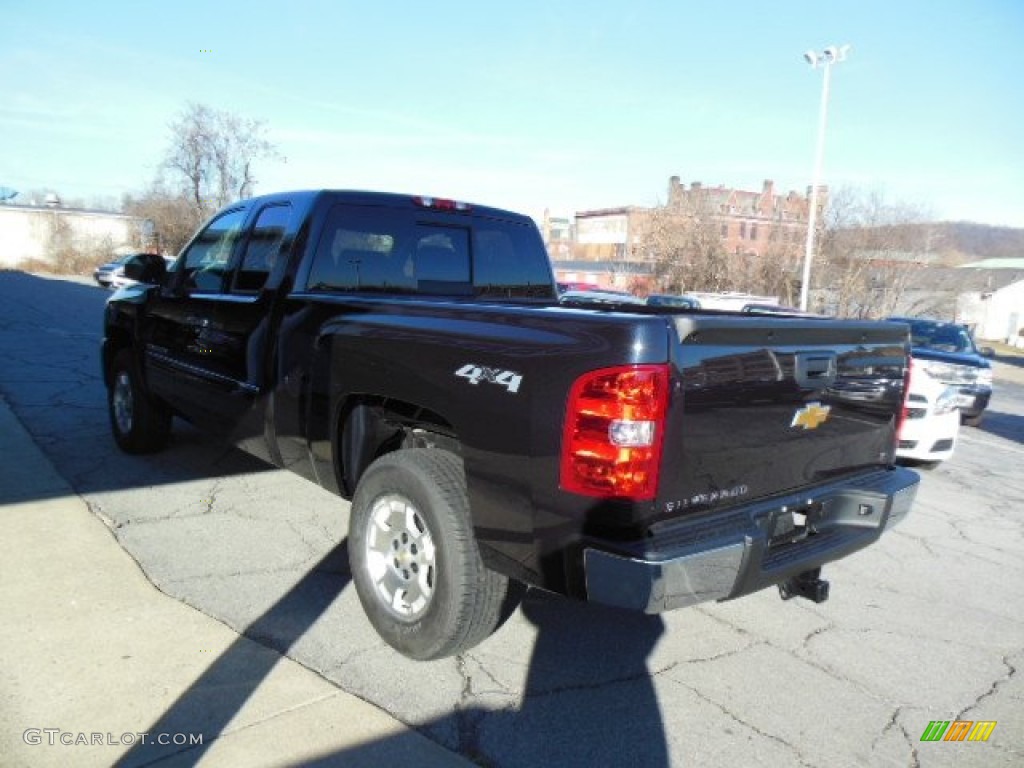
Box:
[791,402,831,430]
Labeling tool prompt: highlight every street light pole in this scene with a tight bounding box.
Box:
[799,44,849,312]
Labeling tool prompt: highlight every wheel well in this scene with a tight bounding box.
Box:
[103,329,132,387]
[335,396,460,498]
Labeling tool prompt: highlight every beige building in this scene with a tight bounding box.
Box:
[0,200,142,268]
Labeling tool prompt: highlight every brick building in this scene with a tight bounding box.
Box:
[569,177,822,260]
[666,176,823,258]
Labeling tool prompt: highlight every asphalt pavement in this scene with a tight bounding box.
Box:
[2,271,1022,768]
[0,394,472,767]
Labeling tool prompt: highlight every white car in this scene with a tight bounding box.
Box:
[108,254,175,289]
[897,358,961,464]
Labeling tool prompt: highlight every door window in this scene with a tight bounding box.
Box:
[234,204,292,293]
[181,208,247,292]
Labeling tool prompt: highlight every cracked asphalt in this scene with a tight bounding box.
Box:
[1,270,1021,767]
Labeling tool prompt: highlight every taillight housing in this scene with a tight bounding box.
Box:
[560,364,670,500]
[896,357,914,444]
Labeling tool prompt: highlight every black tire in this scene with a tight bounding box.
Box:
[108,349,171,454]
[348,449,514,660]
[962,412,984,428]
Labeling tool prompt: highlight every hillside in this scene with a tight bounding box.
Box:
[931,221,1024,260]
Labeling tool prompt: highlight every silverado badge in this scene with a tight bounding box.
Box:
[791,402,831,430]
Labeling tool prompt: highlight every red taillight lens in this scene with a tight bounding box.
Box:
[560,364,670,500]
[896,358,914,442]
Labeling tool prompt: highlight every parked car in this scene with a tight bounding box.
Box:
[742,303,809,316]
[106,254,175,290]
[888,316,993,426]
[897,357,961,465]
[559,289,647,306]
[647,293,701,309]
[556,281,604,293]
[93,254,138,287]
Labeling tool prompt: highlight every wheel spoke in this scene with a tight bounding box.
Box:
[362,493,437,621]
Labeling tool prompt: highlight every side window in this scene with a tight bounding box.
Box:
[234,204,291,293]
[307,209,405,292]
[182,208,247,292]
[306,205,471,296]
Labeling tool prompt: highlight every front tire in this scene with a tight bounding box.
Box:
[108,349,171,454]
[348,449,513,660]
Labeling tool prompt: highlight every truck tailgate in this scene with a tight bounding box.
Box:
[659,316,908,514]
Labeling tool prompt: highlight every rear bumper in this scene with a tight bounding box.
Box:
[583,467,919,613]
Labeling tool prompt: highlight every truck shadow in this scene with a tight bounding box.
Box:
[992,352,1024,369]
[118,577,670,768]
[115,541,355,767]
[973,410,1024,445]
[431,593,670,767]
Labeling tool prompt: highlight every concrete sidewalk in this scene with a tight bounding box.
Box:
[0,397,471,768]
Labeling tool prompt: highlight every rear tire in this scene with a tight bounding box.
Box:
[108,349,171,454]
[348,449,514,660]
[962,413,984,428]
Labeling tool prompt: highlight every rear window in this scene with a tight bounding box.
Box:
[306,204,554,299]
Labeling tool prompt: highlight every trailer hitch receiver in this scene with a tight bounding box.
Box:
[778,568,830,603]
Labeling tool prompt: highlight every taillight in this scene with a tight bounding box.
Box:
[412,195,471,212]
[896,358,914,442]
[560,364,670,500]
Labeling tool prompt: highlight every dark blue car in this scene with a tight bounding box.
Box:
[889,316,993,426]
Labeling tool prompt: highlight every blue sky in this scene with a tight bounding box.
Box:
[2,1,1022,227]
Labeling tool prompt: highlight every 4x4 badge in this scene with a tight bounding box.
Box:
[791,402,831,430]
[455,364,523,394]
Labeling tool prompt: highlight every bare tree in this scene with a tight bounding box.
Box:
[162,102,278,221]
[122,185,202,256]
[815,187,932,317]
[124,103,279,255]
[752,241,803,306]
[635,194,731,294]
[635,192,803,300]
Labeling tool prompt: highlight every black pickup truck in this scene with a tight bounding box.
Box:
[103,190,919,660]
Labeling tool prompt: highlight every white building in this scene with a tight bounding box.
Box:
[0,201,141,268]
[956,259,1024,346]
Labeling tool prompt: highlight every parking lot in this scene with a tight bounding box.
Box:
[1,271,1021,767]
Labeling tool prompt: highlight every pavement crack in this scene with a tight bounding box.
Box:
[665,677,814,768]
[956,653,1019,720]
[801,621,836,650]
[871,706,920,768]
[463,652,514,696]
[891,529,939,558]
[453,654,491,766]
[202,480,222,515]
